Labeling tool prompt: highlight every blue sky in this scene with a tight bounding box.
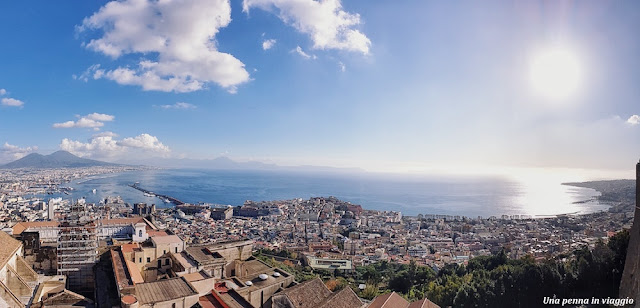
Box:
[1,1,639,175]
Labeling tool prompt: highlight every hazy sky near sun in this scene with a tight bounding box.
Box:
[0,1,639,173]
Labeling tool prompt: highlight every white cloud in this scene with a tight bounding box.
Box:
[1,142,38,161]
[74,64,104,82]
[79,0,250,93]
[53,113,115,130]
[157,102,197,109]
[0,89,25,108]
[93,131,119,138]
[1,98,25,107]
[243,0,371,54]
[60,136,121,158]
[262,39,276,50]
[293,46,315,59]
[338,61,346,72]
[86,112,115,122]
[60,133,170,159]
[118,134,170,152]
[627,115,640,126]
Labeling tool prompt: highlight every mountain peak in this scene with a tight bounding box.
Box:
[1,151,118,169]
[48,150,78,158]
[21,153,44,158]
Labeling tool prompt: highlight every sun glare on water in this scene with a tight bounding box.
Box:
[529,47,582,101]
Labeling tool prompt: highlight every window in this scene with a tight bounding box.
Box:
[138,230,142,238]
[172,304,176,308]
[147,257,150,263]
[163,250,166,255]
[139,258,142,263]
[165,259,170,265]
[175,247,178,253]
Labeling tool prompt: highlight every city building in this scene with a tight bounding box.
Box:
[306,256,353,273]
[211,207,233,220]
[133,203,156,216]
[57,220,98,296]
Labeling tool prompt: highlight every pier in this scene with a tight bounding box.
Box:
[128,183,185,205]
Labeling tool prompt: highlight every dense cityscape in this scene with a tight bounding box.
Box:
[0,165,636,307]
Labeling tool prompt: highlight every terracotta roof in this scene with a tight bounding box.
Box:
[199,293,230,308]
[0,231,22,269]
[408,298,440,308]
[317,286,364,308]
[368,292,409,308]
[121,243,140,254]
[110,249,133,290]
[122,295,137,305]
[278,278,332,308]
[12,221,59,235]
[147,230,169,237]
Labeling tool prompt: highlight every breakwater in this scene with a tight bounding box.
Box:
[128,183,185,205]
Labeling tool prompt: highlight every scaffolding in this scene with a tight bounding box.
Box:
[56,201,98,295]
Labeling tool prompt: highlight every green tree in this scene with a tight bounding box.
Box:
[361,284,380,300]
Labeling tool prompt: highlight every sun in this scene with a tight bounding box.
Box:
[529,47,582,100]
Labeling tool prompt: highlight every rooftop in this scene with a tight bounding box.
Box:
[408,298,440,308]
[134,277,198,305]
[151,234,183,246]
[199,293,229,308]
[147,230,169,237]
[182,271,210,282]
[276,278,332,308]
[0,231,22,269]
[12,221,59,235]
[316,287,363,308]
[185,246,224,265]
[110,249,133,290]
[217,289,254,308]
[368,292,420,308]
[121,243,140,254]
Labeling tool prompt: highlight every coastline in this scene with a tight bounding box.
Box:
[16,167,625,218]
[562,180,635,213]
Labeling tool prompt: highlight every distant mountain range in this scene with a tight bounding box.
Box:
[0,151,364,174]
[113,156,366,174]
[1,151,118,169]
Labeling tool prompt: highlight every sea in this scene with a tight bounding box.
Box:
[36,168,608,218]
[35,169,608,218]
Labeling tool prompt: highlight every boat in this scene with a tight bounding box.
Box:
[92,189,97,194]
[144,192,155,197]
